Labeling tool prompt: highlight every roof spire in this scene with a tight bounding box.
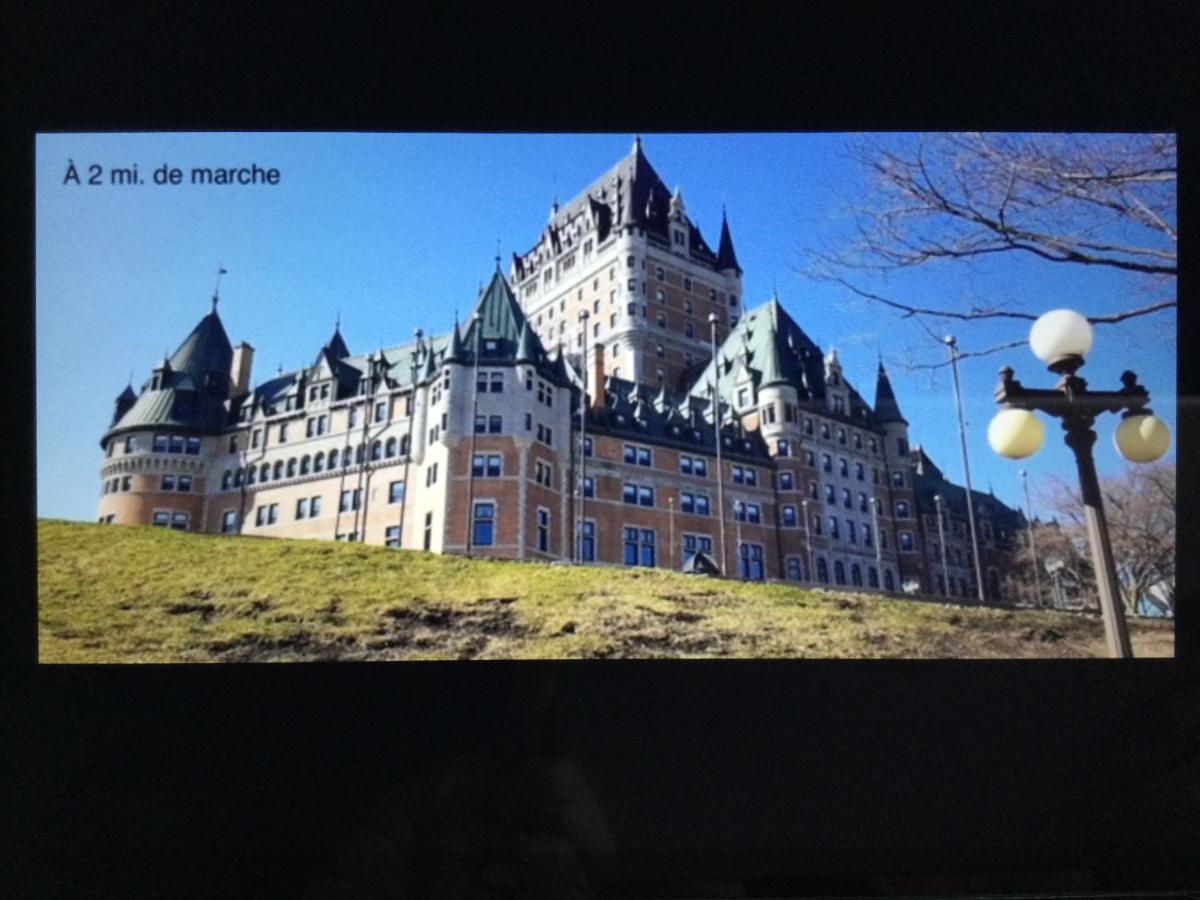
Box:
[716,211,741,274]
[495,239,501,271]
[212,265,227,312]
[873,357,908,425]
[633,133,642,155]
[335,308,340,330]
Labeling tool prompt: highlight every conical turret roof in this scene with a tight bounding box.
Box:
[168,309,233,383]
[716,209,742,274]
[873,361,907,424]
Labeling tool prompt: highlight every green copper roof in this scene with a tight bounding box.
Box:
[168,310,233,384]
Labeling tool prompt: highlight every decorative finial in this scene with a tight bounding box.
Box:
[335,308,340,331]
[633,134,642,154]
[212,265,227,311]
[495,239,501,270]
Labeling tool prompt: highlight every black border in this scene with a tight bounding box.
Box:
[6,4,1199,896]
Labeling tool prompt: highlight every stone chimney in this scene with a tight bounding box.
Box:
[590,342,606,409]
[230,341,255,396]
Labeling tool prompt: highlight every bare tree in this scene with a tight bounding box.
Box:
[805,132,1177,366]
[1040,461,1175,616]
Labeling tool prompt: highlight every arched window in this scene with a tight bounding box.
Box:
[356,444,366,464]
[221,470,232,490]
[273,461,283,480]
[327,449,338,469]
[385,437,396,458]
[234,468,244,487]
[884,569,895,591]
[371,440,382,461]
[342,449,352,468]
[816,557,829,583]
[868,566,879,588]
[851,563,862,586]
[247,467,256,485]
[286,458,297,478]
[834,560,846,584]
[300,455,310,475]
[399,435,410,456]
[314,453,324,473]
[259,463,269,482]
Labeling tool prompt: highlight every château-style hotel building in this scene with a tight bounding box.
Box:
[97,138,1028,600]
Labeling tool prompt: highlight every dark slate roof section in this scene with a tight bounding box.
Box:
[515,139,717,274]
[325,327,351,361]
[716,212,742,273]
[873,361,907,425]
[168,310,233,388]
[911,450,1026,529]
[587,374,771,462]
[102,310,235,445]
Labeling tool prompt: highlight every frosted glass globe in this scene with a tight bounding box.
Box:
[1114,414,1170,463]
[988,408,1045,459]
[1029,309,1093,364]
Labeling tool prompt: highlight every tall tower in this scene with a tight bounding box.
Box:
[509,137,744,398]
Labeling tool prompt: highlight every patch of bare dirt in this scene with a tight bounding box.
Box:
[368,599,528,659]
[207,630,360,661]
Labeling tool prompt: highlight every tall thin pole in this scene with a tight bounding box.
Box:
[801,498,814,581]
[709,313,728,576]
[576,310,589,564]
[397,329,421,548]
[871,495,883,589]
[1020,469,1043,608]
[668,497,675,570]
[944,335,986,603]
[465,312,483,557]
[934,494,950,597]
[734,500,744,580]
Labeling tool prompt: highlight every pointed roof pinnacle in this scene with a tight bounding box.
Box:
[716,210,742,273]
[632,133,642,155]
[873,357,907,425]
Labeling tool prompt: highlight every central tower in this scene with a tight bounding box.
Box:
[509,136,744,400]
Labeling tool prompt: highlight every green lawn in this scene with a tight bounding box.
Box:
[37,519,1174,662]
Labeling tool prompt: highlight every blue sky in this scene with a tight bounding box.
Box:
[35,133,1176,523]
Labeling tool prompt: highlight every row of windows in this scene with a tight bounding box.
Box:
[151,510,189,530]
[133,434,203,455]
[786,557,895,590]
[102,475,133,494]
[473,415,503,434]
[220,438,413,489]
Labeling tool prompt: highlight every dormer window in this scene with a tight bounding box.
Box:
[484,339,498,353]
[673,230,685,246]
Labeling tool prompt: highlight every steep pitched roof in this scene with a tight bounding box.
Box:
[325,326,351,360]
[715,210,742,273]
[168,310,233,384]
[873,361,907,424]
[461,268,542,362]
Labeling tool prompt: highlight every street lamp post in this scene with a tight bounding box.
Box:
[734,500,744,580]
[668,496,675,571]
[576,309,590,564]
[944,335,987,604]
[933,494,950,597]
[988,309,1170,658]
[870,496,884,590]
[801,498,815,582]
[1020,469,1043,607]
[709,312,729,577]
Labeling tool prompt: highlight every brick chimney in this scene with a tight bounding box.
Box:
[230,341,255,396]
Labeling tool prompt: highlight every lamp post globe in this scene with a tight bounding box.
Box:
[988,408,1045,459]
[1114,413,1171,463]
[1029,309,1093,367]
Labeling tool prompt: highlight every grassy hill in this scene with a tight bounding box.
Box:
[37,519,1173,662]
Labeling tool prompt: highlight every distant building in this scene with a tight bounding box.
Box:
[96,138,1027,600]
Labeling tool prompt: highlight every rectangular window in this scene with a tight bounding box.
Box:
[475,415,487,434]
[782,505,797,527]
[488,415,502,434]
[177,475,192,492]
[638,486,654,507]
[680,456,692,475]
[121,475,132,491]
[348,407,357,429]
[473,502,495,546]
[375,401,388,423]
[623,483,638,505]
[389,480,405,503]
[168,435,184,454]
[694,495,710,516]
[251,428,262,449]
[582,476,594,498]
[623,444,652,467]
[583,437,593,457]
[490,372,504,393]
[424,512,433,551]
[296,498,308,519]
[780,472,794,490]
[624,527,656,567]
[339,489,362,512]
[256,505,267,527]
[579,521,595,562]
[124,436,138,453]
[681,492,694,514]
[221,510,237,534]
[267,504,278,525]
[310,496,322,517]
[152,510,170,527]
[161,474,176,491]
[385,526,401,548]
[537,508,550,552]
[153,434,168,452]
